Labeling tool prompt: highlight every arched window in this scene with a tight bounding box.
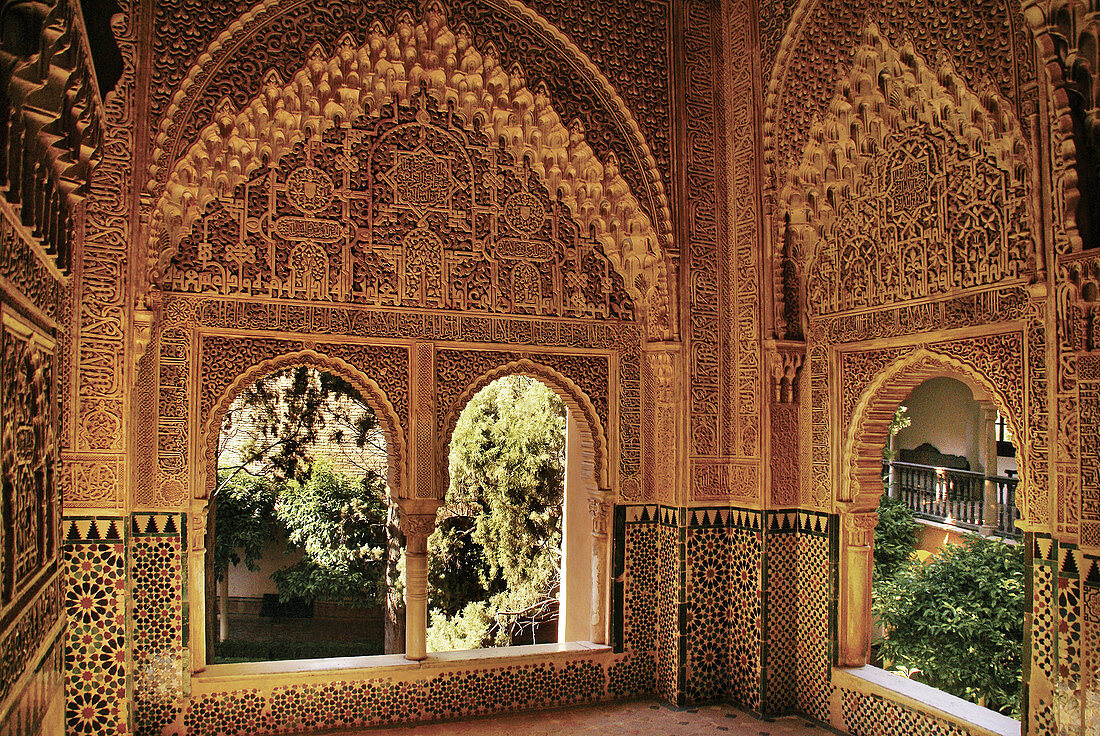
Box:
[430,369,610,654]
[203,365,403,665]
[842,366,1026,722]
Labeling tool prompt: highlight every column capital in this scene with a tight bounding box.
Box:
[841,510,878,548]
[189,502,209,553]
[396,498,443,554]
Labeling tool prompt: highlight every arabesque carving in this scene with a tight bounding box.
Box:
[781,25,1035,323]
[164,90,637,323]
[0,0,106,275]
[149,8,673,337]
[1024,0,1100,253]
[840,346,1028,518]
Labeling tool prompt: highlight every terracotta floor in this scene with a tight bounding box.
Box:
[332,700,837,735]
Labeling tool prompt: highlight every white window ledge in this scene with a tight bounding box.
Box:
[833,666,1020,736]
[193,641,611,686]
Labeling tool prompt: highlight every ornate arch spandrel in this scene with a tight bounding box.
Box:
[438,358,609,497]
[773,23,1038,337]
[838,347,1030,525]
[146,3,674,339]
[198,349,408,501]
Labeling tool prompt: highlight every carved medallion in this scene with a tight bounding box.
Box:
[384,148,456,215]
[886,155,933,213]
[286,166,335,214]
[504,192,546,235]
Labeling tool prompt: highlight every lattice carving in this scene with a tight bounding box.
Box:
[1025,0,1100,252]
[642,349,678,504]
[163,92,639,323]
[0,0,107,274]
[150,7,672,337]
[1,316,57,600]
[783,25,1034,321]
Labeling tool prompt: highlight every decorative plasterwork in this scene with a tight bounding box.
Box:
[1024,0,1100,253]
[147,4,674,337]
[198,349,407,499]
[778,25,1035,324]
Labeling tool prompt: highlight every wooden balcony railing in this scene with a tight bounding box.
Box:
[885,461,1020,538]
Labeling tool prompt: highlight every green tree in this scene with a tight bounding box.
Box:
[211,473,280,576]
[428,375,566,649]
[873,493,918,585]
[273,459,392,604]
[873,535,1025,716]
[209,367,403,656]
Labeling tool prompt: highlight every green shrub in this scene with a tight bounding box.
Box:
[873,494,918,585]
[212,636,382,663]
[873,535,1025,717]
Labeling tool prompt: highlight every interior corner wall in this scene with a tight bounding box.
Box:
[893,377,982,469]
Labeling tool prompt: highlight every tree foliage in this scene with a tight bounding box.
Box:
[218,366,381,489]
[210,367,404,654]
[272,459,392,606]
[428,375,566,649]
[873,493,918,585]
[873,535,1025,717]
[211,473,280,577]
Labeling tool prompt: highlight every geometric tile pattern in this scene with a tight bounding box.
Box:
[1033,540,1057,681]
[183,659,606,735]
[608,651,656,699]
[727,519,763,712]
[63,517,127,735]
[1085,580,1100,736]
[622,506,658,653]
[763,511,800,716]
[841,689,970,736]
[680,507,762,710]
[794,513,832,723]
[656,507,684,704]
[686,522,733,704]
[132,514,186,736]
[610,505,659,699]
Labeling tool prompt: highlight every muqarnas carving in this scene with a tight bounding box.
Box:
[165,91,635,322]
[782,25,1034,320]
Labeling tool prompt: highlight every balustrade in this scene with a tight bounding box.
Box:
[885,462,1019,538]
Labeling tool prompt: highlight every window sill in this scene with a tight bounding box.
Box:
[832,666,1019,736]
[193,641,611,686]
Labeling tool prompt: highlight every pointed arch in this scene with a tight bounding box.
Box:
[440,358,609,496]
[840,347,1028,527]
[775,24,1036,328]
[147,3,673,337]
[199,349,407,501]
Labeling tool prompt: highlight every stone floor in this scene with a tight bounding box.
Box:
[332,700,837,735]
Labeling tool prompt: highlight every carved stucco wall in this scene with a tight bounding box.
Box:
[763,0,1100,733]
[54,3,688,733]
[44,0,1100,734]
[0,0,106,733]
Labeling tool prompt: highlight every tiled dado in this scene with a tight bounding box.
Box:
[182,647,617,735]
[1039,537,1100,736]
[840,689,971,736]
[131,514,187,736]
[611,505,659,698]
[63,516,128,736]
